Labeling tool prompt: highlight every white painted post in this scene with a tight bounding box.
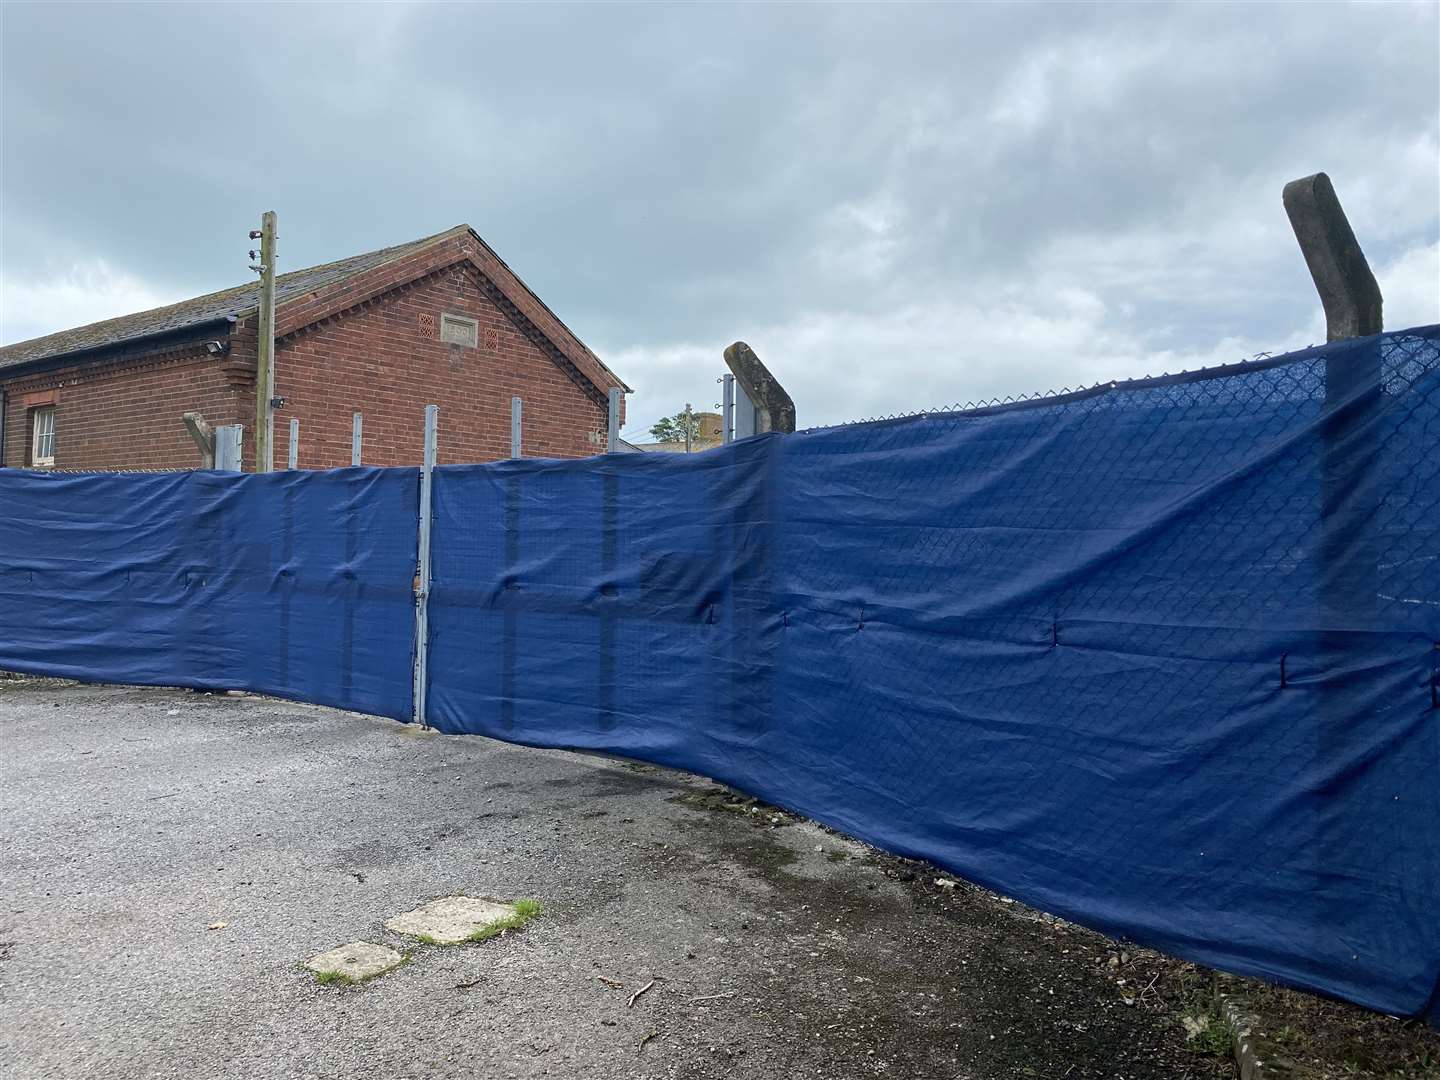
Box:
[511,396,522,458]
[412,405,438,728]
[351,412,363,466]
[606,387,621,454]
[287,418,299,469]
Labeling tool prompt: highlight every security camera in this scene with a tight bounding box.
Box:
[205,340,227,356]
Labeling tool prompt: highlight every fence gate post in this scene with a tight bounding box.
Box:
[412,405,438,728]
[214,425,244,471]
[351,412,363,466]
[511,396,522,458]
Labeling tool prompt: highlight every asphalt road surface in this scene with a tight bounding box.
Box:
[0,681,1230,1079]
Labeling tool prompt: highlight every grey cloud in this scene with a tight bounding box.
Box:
[2,1,1436,433]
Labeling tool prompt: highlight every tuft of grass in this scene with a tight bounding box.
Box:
[1195,1014,1236,1057]
[465,899,542,943]
[307,953,409,986]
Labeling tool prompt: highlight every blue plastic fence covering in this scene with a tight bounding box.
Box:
[0,468,418,718]
[2,325,1437,1023]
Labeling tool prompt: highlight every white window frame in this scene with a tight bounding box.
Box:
[31,406,55,467]
[439,312,479,348]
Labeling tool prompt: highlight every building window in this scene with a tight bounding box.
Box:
[30,406,56,467]
[439,312,479,348]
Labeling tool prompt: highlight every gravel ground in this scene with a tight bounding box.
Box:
[0,682,1237,1080]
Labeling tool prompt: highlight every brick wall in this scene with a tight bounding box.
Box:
[1,347,244,471]
[271,263,609,469]
[1,261,621,473]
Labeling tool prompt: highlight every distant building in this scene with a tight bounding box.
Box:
[632,411,724,453]
[0,225,628,471]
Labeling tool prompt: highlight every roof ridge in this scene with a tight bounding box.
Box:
[0,224,470,367]
[270,223,465,293]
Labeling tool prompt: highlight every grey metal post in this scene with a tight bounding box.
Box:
[684,403,693,453]
[721,374,735,445]
[606,387,621,453]
[511,396,523,458]
[287,418,299,469]
[351,412,363,466]
[412,405,438,728]
[214,425,244,471]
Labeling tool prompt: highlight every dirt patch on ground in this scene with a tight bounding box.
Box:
[669,785,1234,1079]
[674,782,1440,1080]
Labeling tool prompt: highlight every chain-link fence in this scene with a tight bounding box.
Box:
[2,324,1437,1023]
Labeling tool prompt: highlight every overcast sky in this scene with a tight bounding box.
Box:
[2,2,1436,436]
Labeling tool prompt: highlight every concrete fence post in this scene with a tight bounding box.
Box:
[287,418,299,470]
[1282,172,1383,343]
[182,412,216,469]
[1283,172,1384,977]
[511,396,523,458]
[723,342,795,434]
[351,412,363,466]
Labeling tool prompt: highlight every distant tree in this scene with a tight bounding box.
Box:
[649,410,700,443]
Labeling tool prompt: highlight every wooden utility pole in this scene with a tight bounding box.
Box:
[252,211,278,472]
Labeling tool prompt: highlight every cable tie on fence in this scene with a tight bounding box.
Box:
[782,611,789,628]
[1051,621,1059,648]
[707,605,715,625]
[858,605,865,631]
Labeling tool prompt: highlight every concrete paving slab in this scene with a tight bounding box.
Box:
[385,896,519,944]
[303,941,404,983]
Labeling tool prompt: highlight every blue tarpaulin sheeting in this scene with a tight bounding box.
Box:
[2,326,1437,1023]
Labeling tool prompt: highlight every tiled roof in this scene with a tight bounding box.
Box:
[0,226,468,370]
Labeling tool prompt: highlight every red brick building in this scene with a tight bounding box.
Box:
[0,225,628,471]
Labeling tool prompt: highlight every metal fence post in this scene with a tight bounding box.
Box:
[607,387,621,453]
[351,412,363,466]
[721,374,735,445]
[511,396,522,458]
[412,405,438,728]
[287,418,299,469]
[214,425,244,471]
